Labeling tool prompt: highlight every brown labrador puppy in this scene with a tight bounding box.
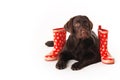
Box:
[56,15,101,70]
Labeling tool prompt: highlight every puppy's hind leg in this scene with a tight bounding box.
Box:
[45,41,54,47]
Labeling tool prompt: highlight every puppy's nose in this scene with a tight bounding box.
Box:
[82,30,85,34]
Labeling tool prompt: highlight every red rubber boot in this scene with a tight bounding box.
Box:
[45,28,66,61]
[98,25,114,64]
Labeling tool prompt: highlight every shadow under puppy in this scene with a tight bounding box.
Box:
[55,15,101,70]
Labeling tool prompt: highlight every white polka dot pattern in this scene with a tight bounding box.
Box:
[45,28,66,61]
[98,25,114,64]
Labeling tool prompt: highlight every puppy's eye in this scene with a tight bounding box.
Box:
[85,26,91,31]
[74,23,80,29]
[82,22,90,30]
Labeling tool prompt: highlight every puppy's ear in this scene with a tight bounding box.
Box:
[89,20,93,30]
[64,17,75,33]
[83,16,93,30]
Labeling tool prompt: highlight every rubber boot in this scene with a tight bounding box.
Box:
[98,25,114,64]
[45,28,66,61]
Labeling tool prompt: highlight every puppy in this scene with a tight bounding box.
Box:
[56,15,101,70]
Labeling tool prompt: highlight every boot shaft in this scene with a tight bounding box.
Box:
[98,25,108,47]
[98,25,109,55]
[53,28,66,49]
[98,25,108,39]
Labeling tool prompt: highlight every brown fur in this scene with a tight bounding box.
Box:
[56,15,101,70]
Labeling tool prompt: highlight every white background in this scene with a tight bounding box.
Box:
[0,0,120,80]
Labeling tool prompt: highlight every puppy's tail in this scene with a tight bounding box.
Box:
[45,41,54,47]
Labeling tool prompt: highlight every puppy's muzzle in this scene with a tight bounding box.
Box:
[81,30,88,38]
[77,29,90,39]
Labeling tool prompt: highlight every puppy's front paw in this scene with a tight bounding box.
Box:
[56,61,67,70]
[71,62,81,70]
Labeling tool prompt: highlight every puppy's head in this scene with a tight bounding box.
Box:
[64,15,93,39]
